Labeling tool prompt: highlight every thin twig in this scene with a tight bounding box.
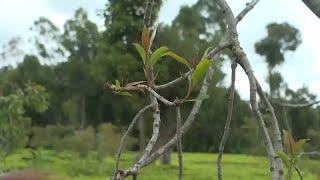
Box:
[294,165,304,180]
[155,70,193,91]
[217,61,237,180]
[155,43,229,91]
[235,0,260,24]
[272,100,320,108]
[113,104,155,180]
[143,0,154,27]
[302,151,320,156]
[176,105,183,180]
[105,84,176,106]
[144,86,175,106]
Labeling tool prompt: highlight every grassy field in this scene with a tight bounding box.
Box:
[0,149,319,179]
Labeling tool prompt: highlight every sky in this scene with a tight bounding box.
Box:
[0,0,319,100]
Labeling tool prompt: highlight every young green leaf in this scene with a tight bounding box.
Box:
[115,80,121,91]
[191,59,212,88]
[276,151,291,169]
[141,25,150,52]
[133,43,146,64]
[162,51,191,69]
[292,139,310,155]
[186,95,210,102]
[150,46,169,66]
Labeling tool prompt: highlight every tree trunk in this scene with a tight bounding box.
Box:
[80,96,86,129]
[268,68,273,98]
[138,115,146,152]
[161,148,172,165]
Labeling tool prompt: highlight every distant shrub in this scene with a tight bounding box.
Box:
[65,127,95,157]
[96,123,137,161]
[30,125,73,151]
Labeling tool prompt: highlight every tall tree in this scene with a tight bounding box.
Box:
[255,23,301,97]
[104,0,162,46]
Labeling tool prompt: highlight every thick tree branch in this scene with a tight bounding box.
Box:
[113,104,155,180]
[217,0,283,179]
[217,61,237,180]
[256,79,283,153]
[176,105,183,180]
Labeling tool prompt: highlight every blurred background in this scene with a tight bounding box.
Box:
[0,0,319,179]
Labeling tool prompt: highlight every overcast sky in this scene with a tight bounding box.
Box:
[0,0,319,100]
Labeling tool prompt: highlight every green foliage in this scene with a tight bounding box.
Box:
[277,130,309,180]
[104,0,163,45]
[162,51,191,69]
[30,123,135,162]
[65,127,95,157]
[29,125,73,150]
[96,123,136,161]
[24,83,49,113]
[191,59,212,88]
[150,46,169,66]
[133,43,146,64]
[0,83,49,157]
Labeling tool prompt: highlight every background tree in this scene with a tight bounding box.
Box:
[255,22,301,98]
[0,83,49,161]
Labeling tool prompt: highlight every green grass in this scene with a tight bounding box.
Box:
[0,149,319,179]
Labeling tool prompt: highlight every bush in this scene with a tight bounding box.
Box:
[64,127,95,157]
[96,123,136,161]
[30,125,73,151]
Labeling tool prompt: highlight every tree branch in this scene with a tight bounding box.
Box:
[143,0,155,27]
[176,105,183,180]
[140,50,224,169]
[217,61,237,180]
[301,151,320,156]
[113,104,155,180]
[105,84,176,106]
[154,70,193,91]
[155,43,229,91]
[272,100,320,108]
[216,0,283,179]
[117,1,259,170]
[256,79,283,152]
[110,0,262,178]
[235,0,260,24]
[294,165,304,180]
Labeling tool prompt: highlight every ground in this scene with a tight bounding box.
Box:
[0,149,318,179]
